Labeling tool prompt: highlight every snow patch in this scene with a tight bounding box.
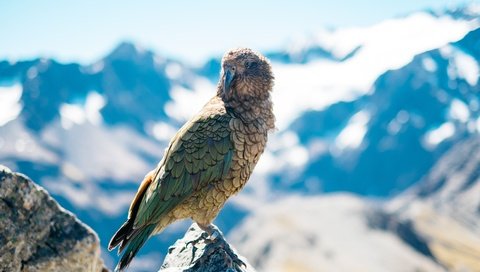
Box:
[44,177,135,216]
[90,61,105,73]
[27,67,38,79]
[60,104,85,127]
[59,91,106,129]
[165,78,215,122]
[41,121,163,182]
[308,139,329,158]
[286,145,309,168]
[388,111,410,135]
[451,49,479,85]
[423,122,455,148]
[449,99,470,122]
[336,111,370,149]
[0,84,23,126]
[0,120,58,163]
[422,57,437,72]
[165,63,182,79]
[149,121,178,142]
[272,12,474,129]
[476,117,480,133]
[85,92,106,125]
[255,132,308,177]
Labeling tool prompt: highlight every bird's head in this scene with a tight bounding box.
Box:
[218,48,274,101]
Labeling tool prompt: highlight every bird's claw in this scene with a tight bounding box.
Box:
[184,232,207,251]
[186,229,220,248]
[196,223,221,241]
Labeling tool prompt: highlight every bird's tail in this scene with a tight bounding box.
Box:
[109,218,134,252]
[112,224,156,271]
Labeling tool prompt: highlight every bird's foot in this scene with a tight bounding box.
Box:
[196,223,221,242]
[184,232,208,249]
[184,223,219,250]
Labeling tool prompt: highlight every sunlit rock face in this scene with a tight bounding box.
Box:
[0,165,107,272]
[159,224,254,272]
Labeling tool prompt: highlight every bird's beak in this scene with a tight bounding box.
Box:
[223,67,235,94]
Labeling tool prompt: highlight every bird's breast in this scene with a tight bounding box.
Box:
[225,117,268,192]
[184,116,270,225]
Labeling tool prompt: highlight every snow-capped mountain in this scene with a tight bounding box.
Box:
[0,6,479,271]
[271,24,480,197]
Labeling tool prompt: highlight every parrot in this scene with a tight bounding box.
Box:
[109,48,275,271]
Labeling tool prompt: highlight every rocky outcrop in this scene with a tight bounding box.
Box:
[160,223,254,272]
[0,165,107,272]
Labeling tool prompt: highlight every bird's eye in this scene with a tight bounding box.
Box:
[245,61,258,69]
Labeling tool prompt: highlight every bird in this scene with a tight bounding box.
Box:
[108,48,275,271]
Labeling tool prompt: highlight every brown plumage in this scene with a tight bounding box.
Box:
[109,48,275,271]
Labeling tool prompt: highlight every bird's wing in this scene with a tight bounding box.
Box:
[132,111,234,228]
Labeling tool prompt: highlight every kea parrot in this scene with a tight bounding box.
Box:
[109,48,275,271]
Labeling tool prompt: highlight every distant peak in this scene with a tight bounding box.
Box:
[105,41,150,61]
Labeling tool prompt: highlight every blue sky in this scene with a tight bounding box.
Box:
[1,0,478,64]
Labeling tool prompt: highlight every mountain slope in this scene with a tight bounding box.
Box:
[229,194,445,272]
[274,26,480,196]
[388,136,480,271]
[230,136,480,272]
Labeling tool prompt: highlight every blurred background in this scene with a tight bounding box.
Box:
[1,0,480,271]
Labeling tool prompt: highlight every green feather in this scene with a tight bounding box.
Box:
[133,110,234,227]
[222,150,233,176]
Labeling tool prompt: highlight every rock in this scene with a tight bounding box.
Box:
[159,223,254,272]
[0,165,107,272]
